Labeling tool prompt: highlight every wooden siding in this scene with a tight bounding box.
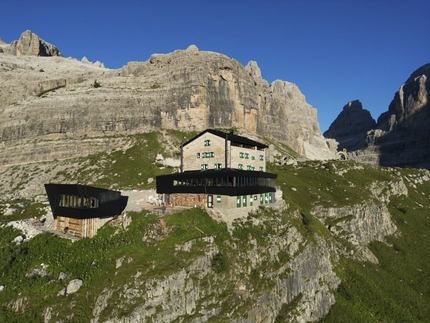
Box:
[55,216,98,238]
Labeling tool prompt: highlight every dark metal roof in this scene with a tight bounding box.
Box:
[44,184,120,199]
[183,129,268,149]
[157,168,277,180]
[44,184,122,219]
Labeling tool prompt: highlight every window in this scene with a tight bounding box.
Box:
[202,152,214,158]
[252,156,255,160]
[58,195,98,209]
[196,153,200,158]
[214,163,222,170]
[89,197,98,208]
[247,165,252,170]
[259,155,264,161]
[201,164,208,170]
[245,153,249,159]
[259,166,263,171]
[239,152,244,158]
[217,195,221,203]
[204,139,211,146]
[238,164,243,170]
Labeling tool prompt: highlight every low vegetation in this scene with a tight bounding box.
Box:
[1,132,430,322]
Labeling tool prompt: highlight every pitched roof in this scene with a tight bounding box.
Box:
[183,129,268,149]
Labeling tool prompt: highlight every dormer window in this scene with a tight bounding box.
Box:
[204,139,211,146]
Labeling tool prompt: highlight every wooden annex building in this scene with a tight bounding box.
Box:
[156,129,277,211]
[44,184,122,238]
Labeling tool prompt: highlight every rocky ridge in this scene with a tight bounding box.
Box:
[323,100,376,151]
[0,31,336,167]
[326,64,430,168]
[0,30,62,57]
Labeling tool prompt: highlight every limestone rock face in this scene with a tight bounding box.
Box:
[371,64,430,168]
[0,32,335,165]
[5,30,62,57]
[378,64,430,131]
[324,100,376,151]
[329,64,430,168]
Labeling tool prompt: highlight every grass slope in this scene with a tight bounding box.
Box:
[0,133,429,322]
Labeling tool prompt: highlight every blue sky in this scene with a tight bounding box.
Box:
[1,0,429,133]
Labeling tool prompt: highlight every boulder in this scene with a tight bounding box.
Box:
[66,279,83,295]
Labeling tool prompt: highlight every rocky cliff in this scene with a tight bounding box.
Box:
[323,100,376,151]
[325,64,430,168]
[0,30,62,57]
[0,31,336,166]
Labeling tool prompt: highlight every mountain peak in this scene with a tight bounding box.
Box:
[3,29,62,57]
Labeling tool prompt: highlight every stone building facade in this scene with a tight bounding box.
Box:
[157,129,277,212]
[182,129,266,172]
